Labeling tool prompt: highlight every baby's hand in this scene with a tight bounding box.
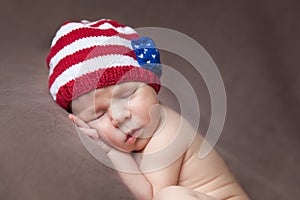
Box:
[68,114,112,153]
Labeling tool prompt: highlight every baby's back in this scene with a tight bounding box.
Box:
[141,105,249,199]
[179,129,249,199]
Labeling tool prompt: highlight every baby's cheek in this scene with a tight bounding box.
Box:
[98,118,115,135]
[87,120,98,129]
[130,95,156,112]
[99,121,110,135]
[89,119,113,141]
[88,119,104,134]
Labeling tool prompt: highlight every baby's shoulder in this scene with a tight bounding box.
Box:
[144,105,195,152]
[140,105,198,171]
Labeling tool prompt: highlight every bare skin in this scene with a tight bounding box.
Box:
[69,82,250,200]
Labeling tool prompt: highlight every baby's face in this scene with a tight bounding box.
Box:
[71,82,161,152]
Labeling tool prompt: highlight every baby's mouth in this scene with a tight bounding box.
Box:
[125,128,141,144]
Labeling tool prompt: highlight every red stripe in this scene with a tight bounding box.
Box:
[48,45,137,89]
[90,19,126,28]
[46,28,139,68]
[118,32,139,40]
[55,66,160,111]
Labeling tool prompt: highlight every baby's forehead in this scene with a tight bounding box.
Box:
[71,81,145,116]
[77,81,143,102]
[97,81,144,94]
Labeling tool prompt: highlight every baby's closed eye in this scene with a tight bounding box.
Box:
[121,87,138,99]
[95,112,105,120]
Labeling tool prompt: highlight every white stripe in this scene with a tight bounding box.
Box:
[50,55,140,100]
[51,21,137,48]
[49,36,133,76]
[51,22,85,47]
[80,19,91,24]
[51,20,107,47]
[80,19,116,26]
[98,22,137,34]
[86,19,108,26]
[80,19,112,25]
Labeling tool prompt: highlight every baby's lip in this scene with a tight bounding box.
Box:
[125,128,142,142]
[126,128,141,137]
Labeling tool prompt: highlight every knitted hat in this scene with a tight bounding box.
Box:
[46,19,162,112]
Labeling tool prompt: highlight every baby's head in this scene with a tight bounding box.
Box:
[47,19,163,152]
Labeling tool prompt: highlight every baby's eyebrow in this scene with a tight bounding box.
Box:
[113,83,141,93]
[109,87,127,98]
[113,84,129,93]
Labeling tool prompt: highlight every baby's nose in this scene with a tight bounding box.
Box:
[109,102,131,127]
[111,119,119,128]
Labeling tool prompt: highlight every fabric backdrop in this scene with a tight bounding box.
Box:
[0,0,299,199]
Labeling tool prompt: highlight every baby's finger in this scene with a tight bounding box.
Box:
[78,127,99,140]
[69,114,89,128]
[97,139,113,153]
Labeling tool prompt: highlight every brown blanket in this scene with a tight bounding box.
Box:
[1,0,299,199]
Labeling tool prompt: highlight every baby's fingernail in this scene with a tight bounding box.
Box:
[68,114,74,122]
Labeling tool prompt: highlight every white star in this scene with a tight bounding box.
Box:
[138,54,144,58]
[152,54,156,58]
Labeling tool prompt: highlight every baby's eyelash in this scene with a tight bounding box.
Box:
[96,112,105,119]
[122,88,137,98]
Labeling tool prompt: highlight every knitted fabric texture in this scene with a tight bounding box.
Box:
[46,19,162,112]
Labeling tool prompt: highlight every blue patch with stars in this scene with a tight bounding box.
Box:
[131,36,162,77]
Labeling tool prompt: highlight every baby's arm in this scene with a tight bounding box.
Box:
[107,149,153,200]
[69,114,220,200]
[69,114,153,200]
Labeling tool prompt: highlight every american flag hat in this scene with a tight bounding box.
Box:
[46,19,162,112]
